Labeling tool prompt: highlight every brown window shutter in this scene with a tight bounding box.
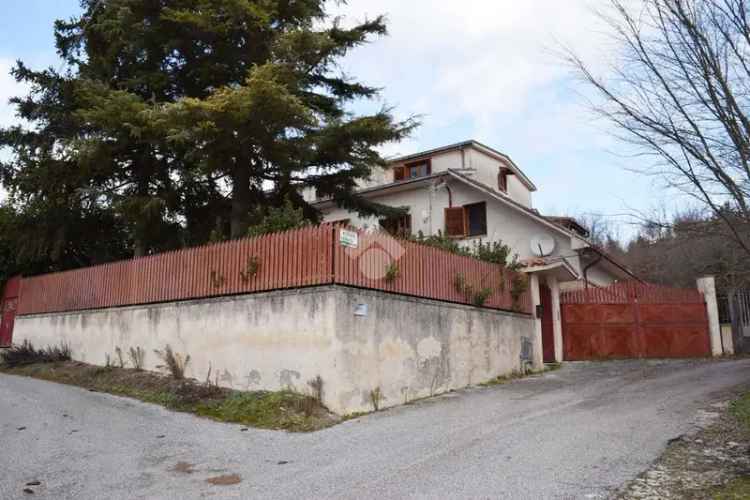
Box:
[445,207,466,237]
[425,160,432,175]
[393,166,406,181]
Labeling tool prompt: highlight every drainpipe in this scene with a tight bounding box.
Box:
[433,180,453,207]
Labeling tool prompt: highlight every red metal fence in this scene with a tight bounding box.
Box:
[562,281,705,304]
[334,231,530,312]
[16,226,531,317]
[561,282,710,359]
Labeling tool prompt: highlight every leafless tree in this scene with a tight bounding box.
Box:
[565,0,750,256]
[624,209,750,290]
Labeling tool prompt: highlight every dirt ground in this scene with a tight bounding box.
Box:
[617,386,750,499]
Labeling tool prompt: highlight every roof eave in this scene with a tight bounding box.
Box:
[386,140,537,192]
[310,172,448,208]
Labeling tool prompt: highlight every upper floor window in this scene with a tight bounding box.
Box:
[394,159,432,182]
[498,167,510,192]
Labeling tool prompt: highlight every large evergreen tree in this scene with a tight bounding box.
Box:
[0,0,415,270]
[60,0,415,239]
[0,64,132,274]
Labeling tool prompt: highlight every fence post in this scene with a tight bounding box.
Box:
[697,276,723,357]
[529,274,544,370]
[548,276,564,362]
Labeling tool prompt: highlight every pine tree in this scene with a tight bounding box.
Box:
[62,0,416,238]
[0,64,131,273]
[1,0,416,268]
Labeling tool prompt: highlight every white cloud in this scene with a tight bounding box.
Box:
[331,0,614,124]
[327,0,660,236]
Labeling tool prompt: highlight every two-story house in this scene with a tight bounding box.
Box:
[307,140,637,363]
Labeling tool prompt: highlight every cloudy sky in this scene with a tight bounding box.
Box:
[0,0,673,238]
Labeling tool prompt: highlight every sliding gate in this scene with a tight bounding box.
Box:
[561,282,711,360]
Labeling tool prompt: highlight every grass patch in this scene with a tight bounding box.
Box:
[479,363,561,387]
[730,392,750,430]
[479,371,527,387]
[0,360,337,432]
[196,390,330,432]
[712,476,750,499]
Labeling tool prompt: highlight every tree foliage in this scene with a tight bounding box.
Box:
[623,209,750,292]
[247,198,310,237]
[0,0,416,276]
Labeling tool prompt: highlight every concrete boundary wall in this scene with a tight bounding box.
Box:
[13,286,536,414]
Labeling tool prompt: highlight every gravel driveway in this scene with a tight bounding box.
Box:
[1,359,749,499]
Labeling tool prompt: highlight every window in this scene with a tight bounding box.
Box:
[465,202,487,236]
[444,202,487,237]
[380,213,412,238]
[498,168,510,192]
[393,159,431,182]
[406,160,431,179]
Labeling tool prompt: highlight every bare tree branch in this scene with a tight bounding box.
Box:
[564,0,750,257]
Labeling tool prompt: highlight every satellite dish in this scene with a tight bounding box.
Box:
[530,235,556,257]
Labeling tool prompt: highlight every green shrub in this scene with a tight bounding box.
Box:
[510,275,529,310]
[384,262,400,283]
[247,198,310,237]
[473,287,493,306]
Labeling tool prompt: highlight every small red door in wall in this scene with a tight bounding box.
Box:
[540,283,555,363]
[0,277,21,347]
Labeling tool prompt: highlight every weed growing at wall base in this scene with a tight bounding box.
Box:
[128,347,145,371]
[0,341,71,367]
[0,359,338,432]
[154,345,190,379]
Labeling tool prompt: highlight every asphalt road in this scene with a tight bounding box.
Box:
[1,359,749,500]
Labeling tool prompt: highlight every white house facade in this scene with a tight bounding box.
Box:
[306,140,638,363]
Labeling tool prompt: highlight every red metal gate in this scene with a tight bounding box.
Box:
[540,284,555,362]
[0,276,21,347]
[561,282,711,360]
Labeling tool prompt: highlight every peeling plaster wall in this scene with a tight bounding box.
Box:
[14,286,535,414]
[333,288,537,412]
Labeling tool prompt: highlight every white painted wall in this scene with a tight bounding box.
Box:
[319,144,533,210]
[13,286,536,414]
[320,177,623,292]
[322,179,587,268]
[357,150,465,190]
[465,148,533,208]
[579,263,617,288]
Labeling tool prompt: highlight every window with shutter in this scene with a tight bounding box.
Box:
[393,166,406,181]
[405,160,431,179]
[445,207,466,237]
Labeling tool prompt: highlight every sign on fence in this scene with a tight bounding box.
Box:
[339,230,359,249]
